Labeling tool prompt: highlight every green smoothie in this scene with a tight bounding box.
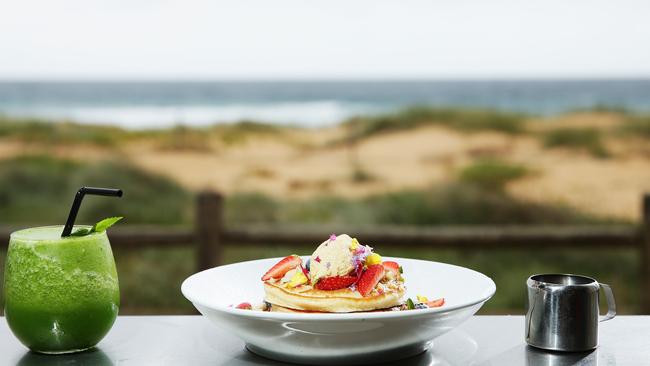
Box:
[3,226,119,354]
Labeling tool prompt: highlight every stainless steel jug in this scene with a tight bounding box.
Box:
[525,274,616,352]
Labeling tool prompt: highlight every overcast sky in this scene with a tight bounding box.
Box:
[1,0,649,80]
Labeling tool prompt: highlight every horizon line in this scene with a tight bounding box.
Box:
[2,76,650,83]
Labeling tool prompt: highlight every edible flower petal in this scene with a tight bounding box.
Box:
[351,244,374,269]
[366,253,382,266]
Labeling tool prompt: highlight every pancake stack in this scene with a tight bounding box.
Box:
[260,234,406,313]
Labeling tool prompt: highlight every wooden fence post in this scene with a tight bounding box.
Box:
[641,194,650,314]
[196,191,224,271]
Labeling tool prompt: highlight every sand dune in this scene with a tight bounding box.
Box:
[1,112,648,221]
[120,114,650,221]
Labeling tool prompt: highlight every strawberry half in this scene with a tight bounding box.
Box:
[315,275,358,290]
[382,261,400,276]
[261,255,302,281]
[427,298,445,308]
[357,264,385,297]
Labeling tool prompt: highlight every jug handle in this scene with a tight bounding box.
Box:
[599,283,616,322]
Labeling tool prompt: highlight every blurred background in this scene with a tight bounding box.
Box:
[1,0,649,314]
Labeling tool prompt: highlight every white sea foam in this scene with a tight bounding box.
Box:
[1,101,383,129]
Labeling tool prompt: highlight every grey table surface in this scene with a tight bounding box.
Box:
[1,315,648,366]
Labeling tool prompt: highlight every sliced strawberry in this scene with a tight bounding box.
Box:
[261,255,302,281]
[382,261,400,276]
[357,264,385,297]
[315,275,358,290]
[354,263,364,281]
[427,298,445,308]
[235,302,252,310]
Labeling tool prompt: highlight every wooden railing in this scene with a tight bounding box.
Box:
[2,191,649,312]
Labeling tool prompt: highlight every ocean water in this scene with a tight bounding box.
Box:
[0,80,649,129]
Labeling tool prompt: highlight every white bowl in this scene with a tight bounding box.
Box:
[181,257,496,365]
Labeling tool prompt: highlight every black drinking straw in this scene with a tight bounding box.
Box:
[61,187,123,237]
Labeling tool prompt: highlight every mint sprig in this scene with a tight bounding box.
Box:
[93,216,123,232]
[69,228,91,236]
[70,216,123,237]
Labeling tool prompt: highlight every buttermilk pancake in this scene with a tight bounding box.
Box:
[259,234,407,313]
[264,278,405,313]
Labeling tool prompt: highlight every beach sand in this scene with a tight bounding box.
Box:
[120,113,650,221]
[2,112,649,221]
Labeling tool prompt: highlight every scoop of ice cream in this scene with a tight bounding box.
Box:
[309,234,356,284]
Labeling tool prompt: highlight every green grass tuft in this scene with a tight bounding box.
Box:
[459,159,529,190]
[543,128,610,158]
[213,120,283,145]
[350,165,375,183]
[569,104,630,115]
[0,116,128,146]
[620,115,650,139]
[363,183,600,226]
[224,192,279,223]
[0,116,287,148]
[345,106,526,140]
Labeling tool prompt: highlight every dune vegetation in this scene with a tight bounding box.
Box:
[0,106,649,314]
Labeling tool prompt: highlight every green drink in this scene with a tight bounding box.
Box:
[3,225,119,354]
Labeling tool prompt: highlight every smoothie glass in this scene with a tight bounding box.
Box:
[3,225,119,354]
